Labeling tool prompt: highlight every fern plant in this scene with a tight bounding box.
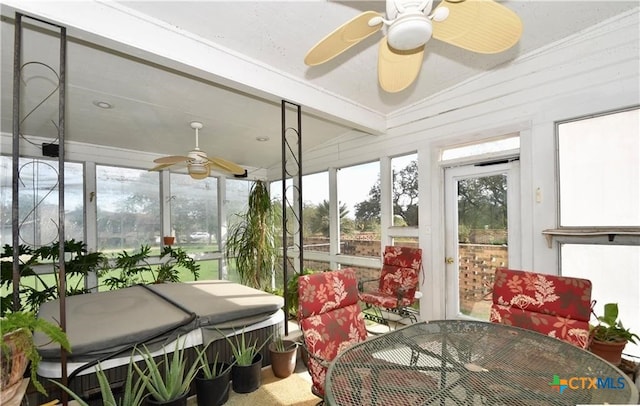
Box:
[1,311,71,395]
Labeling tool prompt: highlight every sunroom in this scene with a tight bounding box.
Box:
[1,1,639,405]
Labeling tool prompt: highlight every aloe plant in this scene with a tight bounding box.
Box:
[221,328,271,366]
[51,358,147,406]
[195,344,234,380]
[133,338,201,402]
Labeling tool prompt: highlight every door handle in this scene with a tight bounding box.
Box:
[445,257,455,264]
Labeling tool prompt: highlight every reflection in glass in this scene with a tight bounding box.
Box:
[0,156,84,247]
[170,173,218,252]
[96,165,160,254]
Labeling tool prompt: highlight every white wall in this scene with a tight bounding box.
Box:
[304,9,640,320]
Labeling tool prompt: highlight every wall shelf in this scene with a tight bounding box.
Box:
[542,227,640,248]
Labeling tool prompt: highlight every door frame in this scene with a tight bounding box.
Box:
[444,160,521,319]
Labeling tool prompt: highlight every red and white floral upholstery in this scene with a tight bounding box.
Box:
[298,268,368,399]
[359,246,423,323]
[489,268,592,348]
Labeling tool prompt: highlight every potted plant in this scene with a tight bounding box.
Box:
[268,332,298,378]
[194,345,234,406]
[1,311,71,400]
[51,357,147,406]
[222,329,271,394]
[225,180,280,290]
[589,302,639,365]
[1,240,108,315]
[133,338,201,406]
[102,245,200,289]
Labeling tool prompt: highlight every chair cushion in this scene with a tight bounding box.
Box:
[359,246,422,310]
[297,268,359,319]
[298,268,368,397]
[489,268,592,348]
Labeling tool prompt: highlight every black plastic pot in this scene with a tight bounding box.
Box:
[145,392,188,406]
[231,353,262,394]
[195,362,231,406]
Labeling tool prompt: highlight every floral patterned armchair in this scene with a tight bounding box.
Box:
[359,246,423,326]
[489,268,593,348]
[297,268,369,399]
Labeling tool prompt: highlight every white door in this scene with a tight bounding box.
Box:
[444,161,520,319]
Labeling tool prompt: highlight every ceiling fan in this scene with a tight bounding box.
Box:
[150,121,245,179]
[304,0,523,93]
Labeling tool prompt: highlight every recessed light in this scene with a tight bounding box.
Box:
[93,100,113,109]
[256,136,269,142]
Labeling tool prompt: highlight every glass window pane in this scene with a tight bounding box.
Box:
[170,173,218,253]
[302,172,329,253]
[96,166,160,254]
[1,157,84,247]
[392,154,418,227]
[558,108,640,226]
[225,179,253,224]
[342,161,380,251]
[561,244,640,358]
[441,136,519,161]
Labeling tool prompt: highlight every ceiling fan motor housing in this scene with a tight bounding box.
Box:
[387,13,433,50]
[188,149,208,163]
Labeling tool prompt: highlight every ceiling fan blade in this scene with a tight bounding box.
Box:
[207,156,245,175]
[432,0,522,54]
[305,11,383,66]
[153,155,189,164]
[378,37,425,93]
[149,163,175,172]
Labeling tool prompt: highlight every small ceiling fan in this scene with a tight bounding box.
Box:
[150,121,245,179]
[304,0,523,93]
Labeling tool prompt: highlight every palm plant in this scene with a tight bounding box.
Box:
[133,338,201,402]
[225,180,280,290]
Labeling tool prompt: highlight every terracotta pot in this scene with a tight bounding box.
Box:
[163,236,175,245]
[269,341,298,378]
[589,339,627,365]
[0,330,29,404]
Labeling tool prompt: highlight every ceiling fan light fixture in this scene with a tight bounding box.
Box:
[387,15,433,50]
[188,163,209,180]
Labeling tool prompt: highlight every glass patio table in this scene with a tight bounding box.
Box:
[325,320,639,405]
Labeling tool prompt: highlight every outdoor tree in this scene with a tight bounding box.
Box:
[457,175,507,230]
[355,160,419,228]
[310,200,351,236]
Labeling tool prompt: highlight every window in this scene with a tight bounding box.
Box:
[302,172,329,253]
[96,165,160,253]
[392,154,418,227]
[169,173,218,253]
[0,156,84,246]
[339,161,380,255]
[558,108,639,227]
[557,108,640,358]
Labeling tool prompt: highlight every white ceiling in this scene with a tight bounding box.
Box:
[1,1,637,175]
